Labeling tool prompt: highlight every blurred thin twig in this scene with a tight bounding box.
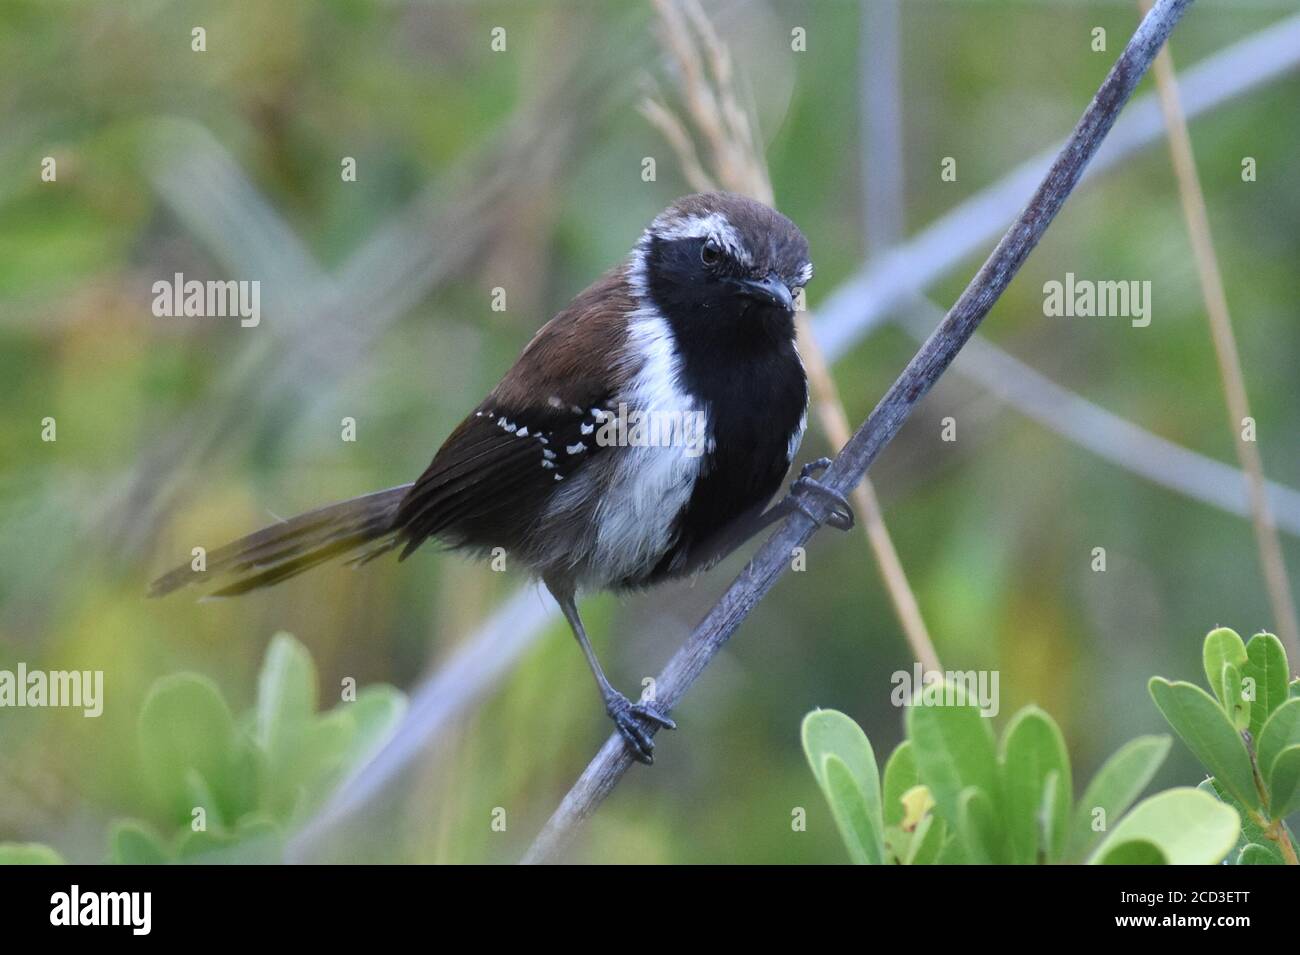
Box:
[1139,0,1300,663]
[860,0,905,251]
[897,302,1300,534]
[522,0,1198,863]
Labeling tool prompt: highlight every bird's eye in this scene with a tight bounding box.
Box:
[700,238,722,267]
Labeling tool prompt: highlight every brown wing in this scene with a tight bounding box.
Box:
[393,265,637,558]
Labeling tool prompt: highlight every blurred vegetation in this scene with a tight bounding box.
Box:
[1,0,1298,863]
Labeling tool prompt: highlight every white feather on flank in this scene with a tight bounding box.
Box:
[787,336,808,462]
[545,249,708,588]
[787,409,807,463]
[591,302,706,584]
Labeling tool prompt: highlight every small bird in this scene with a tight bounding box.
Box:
[151,192,852,763]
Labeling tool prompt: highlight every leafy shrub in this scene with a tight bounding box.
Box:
[0,632,405,864]
[803,685,1240,864]
[1148,627,1299,864]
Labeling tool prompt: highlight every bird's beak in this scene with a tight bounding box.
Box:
[734,273,794,313]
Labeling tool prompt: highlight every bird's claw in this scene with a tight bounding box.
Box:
[606,692,676,764]
[789,457,855,531]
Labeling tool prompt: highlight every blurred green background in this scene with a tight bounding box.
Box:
[1,0,1297,863]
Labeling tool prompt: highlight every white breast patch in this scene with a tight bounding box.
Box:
[578,305,706,586]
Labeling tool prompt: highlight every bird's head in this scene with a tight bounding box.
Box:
[629,192,813,348]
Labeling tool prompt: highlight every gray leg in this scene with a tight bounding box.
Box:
[784,457,855,531]
[546,579,676,765]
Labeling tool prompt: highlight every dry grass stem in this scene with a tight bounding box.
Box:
[1140,0,1300,664]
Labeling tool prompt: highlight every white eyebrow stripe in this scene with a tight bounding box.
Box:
[650,212,752,267]
[796,262,814,286]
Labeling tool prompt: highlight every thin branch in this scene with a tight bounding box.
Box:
[522,0,1197,864]
[1139,0,1300,662]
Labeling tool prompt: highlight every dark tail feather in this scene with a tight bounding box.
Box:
[148,484,413,598]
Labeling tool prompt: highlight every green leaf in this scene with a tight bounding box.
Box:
[881,741,918,827]
[998,706,1071,864]
[1203,627,1248,709]
[108,820,170,865]
[1200,778,1281,864]
[1096,839,1168,864]
[883,785,940,865]
[1040,773,1062,864]
[1256,698,1300,794]
[821,756,880,864]
[933,834,967,864]
[175,816,284,864]
[906,684,999,836]
[0,843,65,864]
[262,709,355,820]
[256,632,318,759]
[1266,745,1300,820]
[1148,678,1259,809]
[182,769,225,831]
[1237,843,1284,865]
[1221,662,1249,731]
[1069,735,1170,861]
[230,815,284,863]
[336,684,406,772]
[1088,788,1239,865]
[175,827,238,860]
[1241,632,1289,738]
[138,673,239,822]
[903,814,945,865]
[957,786,1000,864]
[801,710,885,864]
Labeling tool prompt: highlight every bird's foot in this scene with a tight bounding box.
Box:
[606,692,676,765]
[787,457,855,531]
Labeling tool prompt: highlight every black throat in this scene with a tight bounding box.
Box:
[636,240,808,584]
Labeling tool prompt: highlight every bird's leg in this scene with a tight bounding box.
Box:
[782,457,855,531]
[547,581,676,765]
[670,458,856,576]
